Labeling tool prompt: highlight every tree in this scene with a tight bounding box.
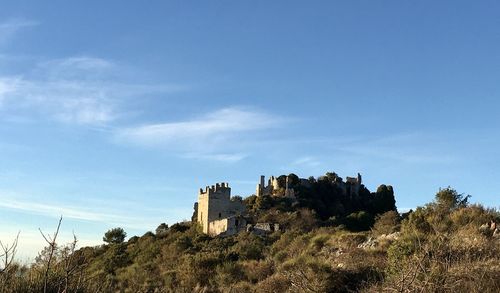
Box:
[434,187,469,210]
[155,223,169,238]
[103,228,126,244]
[325,172,339,182]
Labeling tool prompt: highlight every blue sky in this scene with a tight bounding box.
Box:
[0,1,499,259]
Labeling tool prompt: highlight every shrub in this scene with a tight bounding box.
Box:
[280,255,336,292]
[242,260,274,283]
[310,234,331,251]
[343,211,375,231]
[254,274,290,293]
[372,210,401,236]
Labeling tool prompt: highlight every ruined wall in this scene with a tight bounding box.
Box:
[209,216,246,236]
[256,175,281,197]
[209,218,229,236]
[345,173,362,195]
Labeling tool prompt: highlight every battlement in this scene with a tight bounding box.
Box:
[199,182,230,195]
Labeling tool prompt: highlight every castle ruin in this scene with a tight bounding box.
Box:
[195,172,363,236]
[196,182,246,236]
[256,175,296,199]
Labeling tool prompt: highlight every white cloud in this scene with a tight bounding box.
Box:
[0,56,183,125]
[182,152,248,162]
[0,197,125,224]
[291,156,322,168]
[40,56,114,71]
[0,77,19,105]
[0,191,167,230]
[0,18,38,45]
[0,77,116,125]
[116,107,284,154]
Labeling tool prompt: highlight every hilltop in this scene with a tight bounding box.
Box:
[193,173,397,237]
[0,172,499,292]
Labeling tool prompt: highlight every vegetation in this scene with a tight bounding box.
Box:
[1,174,499,292]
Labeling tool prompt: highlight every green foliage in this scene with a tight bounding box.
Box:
[379,188,500,292]
[386,236,417,275]
[243,194,257,211]
[343,211,375,231]
[372,210,401,236]
[103,243,129,274]
[169,222,190,233]
[213,261,245,288]
[230,233,265,260]
[288,172,398,228]
[434,187,470,210]
[255,194,273,210]
[103,227,126,244]
[281,255,336,292]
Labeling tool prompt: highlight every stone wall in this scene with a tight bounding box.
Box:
[209,216,246,236]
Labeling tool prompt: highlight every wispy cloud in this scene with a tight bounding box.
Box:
[115,107,285,159]
[0,56,184,125]
[0,18,38,45]
[291,156,322,168]
[38,56,114,73]
[182,152,248,163]
[0,77,18,105]
[0,192,168,230]
[118,108,282,145]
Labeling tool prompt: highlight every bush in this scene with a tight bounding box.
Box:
[372,210,401,236]
[254,274,290,293]
[343,211,375,231]
[231,233,265,260]
[280,255,351,292]
[242,260,274,283]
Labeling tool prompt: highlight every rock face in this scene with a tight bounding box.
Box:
[357,232,400,249]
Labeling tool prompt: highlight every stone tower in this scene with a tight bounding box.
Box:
[197,182,233,234]
[284,175,295,198]
[256,175,280,197]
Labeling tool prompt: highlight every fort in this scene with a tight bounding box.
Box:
[195,173,365,236]
[196,182,246,236]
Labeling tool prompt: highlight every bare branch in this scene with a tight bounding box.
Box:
[39,216,63,293]
[0,231,20,274]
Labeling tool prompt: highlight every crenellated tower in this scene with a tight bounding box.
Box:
[197,182,245,235]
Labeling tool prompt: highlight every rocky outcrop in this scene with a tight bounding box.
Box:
[246,223,280,235]
[357,232,400,249]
